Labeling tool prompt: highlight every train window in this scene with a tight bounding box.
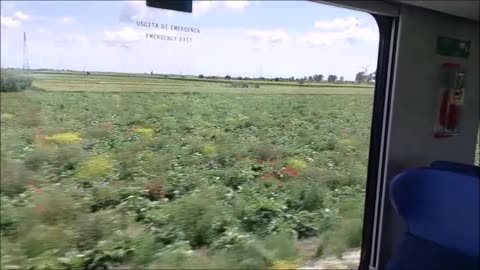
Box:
[476,129,479,165]
[0,1,380,269]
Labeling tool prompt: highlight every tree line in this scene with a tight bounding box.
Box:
[197,69,375,84]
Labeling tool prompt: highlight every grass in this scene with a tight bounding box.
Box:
[1,73,373,269]
[30,72,374,95]
[30,70,374,87]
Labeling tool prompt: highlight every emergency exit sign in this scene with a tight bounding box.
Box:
[436,36,470,58]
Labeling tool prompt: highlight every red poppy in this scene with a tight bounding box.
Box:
[36,204,47,213]
[144,181,165,200]
[282,166,300,177]
[99,122,114,129]
[268,160,279,167]
[261,174,275,181]
[27,179,37,186]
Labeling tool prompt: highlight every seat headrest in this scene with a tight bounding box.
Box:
[430,161,480,177]
[390,168,479,257]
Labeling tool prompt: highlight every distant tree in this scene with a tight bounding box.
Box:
[327,75,337,82]
[313,74,324,82]
[366,71,376,83]
[199,74,204,78]
[339,76,344,82]
[355,71,366,83]
[366,74,372,83]
[274,77,280,82]
[151,71,154,75]
[259,77,265,81]
[225,75,231,79]
[86,72,90,75]
[237,76,243,80]
[308,76,313,82]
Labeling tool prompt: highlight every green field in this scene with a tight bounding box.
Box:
[31,72,374,95]
[1,73,373,269]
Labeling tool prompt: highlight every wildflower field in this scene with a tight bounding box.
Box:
[1,72,373,269]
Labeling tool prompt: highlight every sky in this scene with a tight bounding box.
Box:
[1,1,379,80]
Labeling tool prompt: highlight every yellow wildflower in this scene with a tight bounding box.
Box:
[287,159,307,170]
[77,155,114,179]
[202,144,217,156]
[46,132,82,144]
[269,260,298,270]
[134,128,155,138]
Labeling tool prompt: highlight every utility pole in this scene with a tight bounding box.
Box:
[23,32,30,72]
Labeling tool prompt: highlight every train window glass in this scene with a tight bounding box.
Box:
[0,1,379,269]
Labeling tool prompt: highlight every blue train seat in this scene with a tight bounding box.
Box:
[430,160,480,177]
[387,168,479,270]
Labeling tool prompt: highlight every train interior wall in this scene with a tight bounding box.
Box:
[379,4,479,268]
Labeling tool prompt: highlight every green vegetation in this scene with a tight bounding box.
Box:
[1,73,372,269]
[29,71,374,94]
[0,71,33,92]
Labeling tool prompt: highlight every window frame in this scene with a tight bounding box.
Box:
[358,14,399,270]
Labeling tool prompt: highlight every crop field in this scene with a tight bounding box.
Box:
[1,73,373,269]
[30,72,374,95]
